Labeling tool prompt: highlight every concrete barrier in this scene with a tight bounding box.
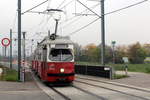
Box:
[75,65,114,79]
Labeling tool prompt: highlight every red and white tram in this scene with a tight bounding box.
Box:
[32,35,75,83]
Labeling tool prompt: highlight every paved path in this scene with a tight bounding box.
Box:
[0,81,51,100]
[113,71,150,89]
[0,62,51,100]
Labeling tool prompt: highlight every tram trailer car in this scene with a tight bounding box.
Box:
[32,35,75,83]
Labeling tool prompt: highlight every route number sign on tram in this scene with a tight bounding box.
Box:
[1,38,11,47]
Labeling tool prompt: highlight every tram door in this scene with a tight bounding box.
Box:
[42,45,47,78]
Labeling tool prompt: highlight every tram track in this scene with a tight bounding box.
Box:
[33,71,106,100]
[47,84,108,100]
[31,68,150,100]
[76,76,150,93]
[50,87,71,100]
[71,85,107,100]
[31,69,71,100]
[75,79,150,100]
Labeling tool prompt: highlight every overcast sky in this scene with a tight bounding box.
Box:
[0,0,150,50]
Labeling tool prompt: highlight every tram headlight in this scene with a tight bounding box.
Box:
[60,68,65,73]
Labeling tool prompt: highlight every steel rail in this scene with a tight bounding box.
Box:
[72,85,107,100]
[75,80,150,100]
[50,87,71,100]
[76,76,150,93]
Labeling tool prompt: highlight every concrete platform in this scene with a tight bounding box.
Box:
[0,62,52,100]
[0,81,52,100]
[113,71,150,89]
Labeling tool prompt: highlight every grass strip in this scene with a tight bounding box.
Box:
[114,74,129,79]
[0,65,18,81]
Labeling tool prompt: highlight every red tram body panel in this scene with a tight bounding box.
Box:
[31,36,75,83]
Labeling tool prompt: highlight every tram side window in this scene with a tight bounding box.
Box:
[38,53,41,60]
[34,55,35,60]
[49,49,73,61]
[42,47,47,61]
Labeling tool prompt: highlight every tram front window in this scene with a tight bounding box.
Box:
[49,49,73,61]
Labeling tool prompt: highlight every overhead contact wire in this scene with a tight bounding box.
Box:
[67,0,148,36]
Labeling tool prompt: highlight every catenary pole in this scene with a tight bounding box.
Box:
[4,47,6,57]
[10,29,12,69]
[18,0,21,81]
[31,39,34,55]
[101,0,105,65]
[22,32,26,82]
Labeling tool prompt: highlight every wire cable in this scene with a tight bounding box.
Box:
[41,0,75,26]
[105,0,148,16]
[68,17,99,36]
[57,0,67,9]
[59,0,75,9]
[66,0,148,36]
[39,0,71,33]
[12,11,17,30]
[62,3,100,28]
[47,0,52,9]
[26,0,53,39]
[76,0,101,18]
[22,0,49,15]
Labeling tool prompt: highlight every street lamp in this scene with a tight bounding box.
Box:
[111,41,116,64]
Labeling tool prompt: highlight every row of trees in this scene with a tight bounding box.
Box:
[74,42,150,64]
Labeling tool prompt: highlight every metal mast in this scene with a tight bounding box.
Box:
[22,32,26,82]
[10,29,12,69]
[101,0,105,65]
[18,0,21,81]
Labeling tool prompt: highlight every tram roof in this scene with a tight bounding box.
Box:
[39,36,74,45]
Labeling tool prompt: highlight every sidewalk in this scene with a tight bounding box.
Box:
[0,69,51,100]
[113,71,150,89]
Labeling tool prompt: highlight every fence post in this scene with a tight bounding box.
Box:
[109,67,114,80]
[85,65,87,75]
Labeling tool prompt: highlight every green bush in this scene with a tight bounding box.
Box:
[5,68,18,81]
[146,67,150,73]
[0,66,18,81]
[114,74,128,79]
